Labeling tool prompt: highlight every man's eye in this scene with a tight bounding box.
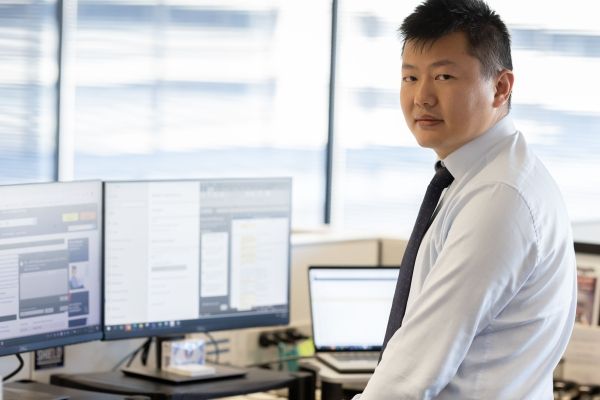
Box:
[436,74,453,81]
[402,76,417,82]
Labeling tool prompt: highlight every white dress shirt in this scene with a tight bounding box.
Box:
[359,116,577,399]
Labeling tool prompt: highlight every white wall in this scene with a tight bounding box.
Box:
[380,237,407,266]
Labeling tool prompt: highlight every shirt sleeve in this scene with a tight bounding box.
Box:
[360,183,539,400]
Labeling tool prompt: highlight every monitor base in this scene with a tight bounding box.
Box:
[121,363,246,384]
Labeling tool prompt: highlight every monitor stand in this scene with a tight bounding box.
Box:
[120,336,247,384]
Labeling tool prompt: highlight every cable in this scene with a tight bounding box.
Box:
[111,349,136,371]
[138,337,153,366]
[130,337,153,368]
[3,354,24,382]
[203,331,220,364]
[111,338,152,371]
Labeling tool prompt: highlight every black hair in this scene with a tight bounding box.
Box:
[400,0,512,79]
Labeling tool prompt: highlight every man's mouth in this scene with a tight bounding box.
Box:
[415,116,443,127]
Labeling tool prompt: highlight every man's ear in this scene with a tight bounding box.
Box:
[493,69,514,108]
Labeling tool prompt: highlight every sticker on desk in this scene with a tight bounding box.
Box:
[35,346,64,370]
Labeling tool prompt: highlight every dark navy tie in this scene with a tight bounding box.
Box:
[380,161,454,358]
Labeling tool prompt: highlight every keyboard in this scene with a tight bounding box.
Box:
[328,352,379,362]
[317,351,380,372]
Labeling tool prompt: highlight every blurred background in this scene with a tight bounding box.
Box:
[1,0,599,241]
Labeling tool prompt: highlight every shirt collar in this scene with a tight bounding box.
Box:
[441,115,517,182]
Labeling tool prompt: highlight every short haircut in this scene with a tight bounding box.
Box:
[399,0,512,79]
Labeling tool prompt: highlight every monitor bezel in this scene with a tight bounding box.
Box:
[101,177,292,341]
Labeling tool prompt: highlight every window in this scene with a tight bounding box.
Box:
[333,0,600,237]
[495,1,600,244]
[0,0,57,183]
[69,0,331,227]
[4,0,598,238]
[333,0,430,235]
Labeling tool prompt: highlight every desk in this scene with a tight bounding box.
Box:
[50,368,314,400]
[5,381,137,399]
[299,359,370,400]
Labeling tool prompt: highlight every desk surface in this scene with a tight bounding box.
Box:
[5,381,135,400]
[51,368,310,400]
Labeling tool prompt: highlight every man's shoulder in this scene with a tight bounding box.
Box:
[469,131,555,199]
[455,130,571,248]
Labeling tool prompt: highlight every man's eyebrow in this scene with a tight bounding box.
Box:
[401,59,457,70]
[431,59,456,68]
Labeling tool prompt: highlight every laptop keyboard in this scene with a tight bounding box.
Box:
[329,352,379,362]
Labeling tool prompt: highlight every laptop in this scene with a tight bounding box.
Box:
[308,266,399,373]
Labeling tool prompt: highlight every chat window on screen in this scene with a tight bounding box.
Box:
[19,250,70,319]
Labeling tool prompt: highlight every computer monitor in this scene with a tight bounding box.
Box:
[103,178,291,341]
[0,181,103,357]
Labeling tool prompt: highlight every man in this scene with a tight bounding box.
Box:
[69,265,84,290]
[358,0,576,398]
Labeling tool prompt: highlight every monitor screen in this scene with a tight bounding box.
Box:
[0,181,103,356]
[309,267,399,351]
[104,178,291,340]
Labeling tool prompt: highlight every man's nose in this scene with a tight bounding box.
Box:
[414,79,437,108]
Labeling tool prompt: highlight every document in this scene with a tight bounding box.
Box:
[230,218,289,311]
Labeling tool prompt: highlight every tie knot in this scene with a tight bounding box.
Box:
[432,161,454,189]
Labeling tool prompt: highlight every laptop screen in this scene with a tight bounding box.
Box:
[309,267,399,352]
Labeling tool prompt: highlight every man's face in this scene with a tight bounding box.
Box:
[400,32,502,158]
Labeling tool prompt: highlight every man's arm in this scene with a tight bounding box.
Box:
[360,183,538,399]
